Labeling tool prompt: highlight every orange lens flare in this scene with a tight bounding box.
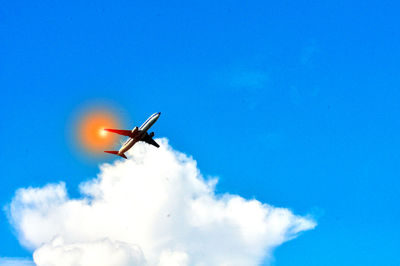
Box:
[77,110,121,154]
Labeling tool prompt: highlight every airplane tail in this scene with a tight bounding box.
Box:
[104,151,127,159]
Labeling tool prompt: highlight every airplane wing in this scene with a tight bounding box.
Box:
[104,129,135,137]
[141,132,160,148]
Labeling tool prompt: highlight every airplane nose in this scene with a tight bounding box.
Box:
[158,112,161,115]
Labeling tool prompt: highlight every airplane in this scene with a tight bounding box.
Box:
[104,112,161,159]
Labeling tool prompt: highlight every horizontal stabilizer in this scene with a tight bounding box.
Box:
[104,151,127,159]
[104,129,133,137]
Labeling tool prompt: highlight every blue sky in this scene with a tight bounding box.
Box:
[1,0,400,265]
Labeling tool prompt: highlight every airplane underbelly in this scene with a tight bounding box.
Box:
[119,139,137,154]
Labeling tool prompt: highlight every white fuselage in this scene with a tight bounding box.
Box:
[118,112,161,155]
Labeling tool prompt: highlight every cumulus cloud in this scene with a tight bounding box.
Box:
[7,138,316,266]
[33,238,145,266]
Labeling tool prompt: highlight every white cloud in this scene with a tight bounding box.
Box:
[33,238,145,266]
[7,138,316,266]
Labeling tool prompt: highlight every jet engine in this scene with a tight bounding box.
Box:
[132,126,139,134]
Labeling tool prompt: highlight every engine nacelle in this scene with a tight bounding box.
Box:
[149,132,155,137]
[132,127,139,134]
